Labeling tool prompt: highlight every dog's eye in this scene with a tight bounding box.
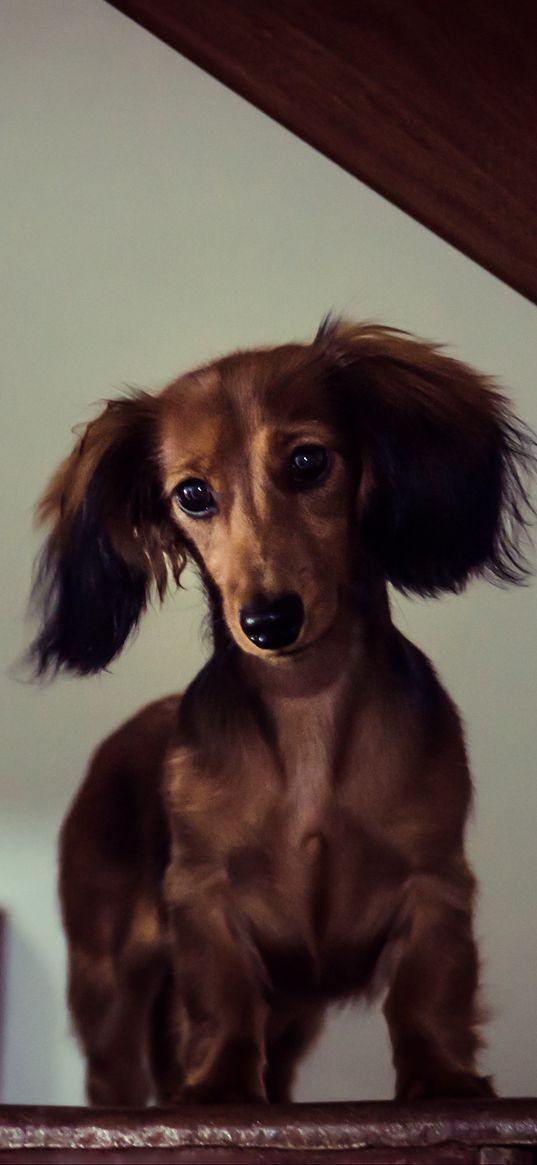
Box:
[174,478,217,517]
[289,445,329,488]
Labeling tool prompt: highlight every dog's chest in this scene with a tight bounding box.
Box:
[242,685,405,968]
[267,691,359,931]
[273,690,339,851]
[170,683,403,996]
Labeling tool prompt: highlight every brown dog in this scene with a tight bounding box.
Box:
[31,319,534,1105]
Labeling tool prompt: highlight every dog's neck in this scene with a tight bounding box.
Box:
[241,582,392,702]
[239,589,393,793]
[242,621,363,702]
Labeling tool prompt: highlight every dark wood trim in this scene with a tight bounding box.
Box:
[106,0,537,307]
[1,1099,537,1162]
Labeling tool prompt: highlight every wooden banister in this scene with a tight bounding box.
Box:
[1,1098,537,1163]
[106,0,537,306]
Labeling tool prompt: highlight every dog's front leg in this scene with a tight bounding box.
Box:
[383,867,494,1100]
[163,860,268,1103]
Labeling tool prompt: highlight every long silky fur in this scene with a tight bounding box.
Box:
[29,394,186,676]
[317,316,536,595]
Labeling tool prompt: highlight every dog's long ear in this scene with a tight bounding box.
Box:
[30,392,185,676]
[319,318,535,595]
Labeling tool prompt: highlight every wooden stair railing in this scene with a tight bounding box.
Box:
[1,1098,537,1163]
[106,0,537,307]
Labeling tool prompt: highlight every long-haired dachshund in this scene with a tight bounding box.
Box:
[31,318,534,1106]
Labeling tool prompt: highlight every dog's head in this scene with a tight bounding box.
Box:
[30,319,535,675]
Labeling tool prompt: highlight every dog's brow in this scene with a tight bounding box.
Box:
[158,375,244,489]
[266,422,338,444]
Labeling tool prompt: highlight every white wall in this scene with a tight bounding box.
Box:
[1,0,536,1103]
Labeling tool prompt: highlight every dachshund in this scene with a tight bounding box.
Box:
[30,318,535,1106]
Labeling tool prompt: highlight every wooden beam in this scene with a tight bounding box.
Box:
[2,1098,537,1160]
[106,0,537,306]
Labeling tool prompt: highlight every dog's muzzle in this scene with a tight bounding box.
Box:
[239,593,304,650]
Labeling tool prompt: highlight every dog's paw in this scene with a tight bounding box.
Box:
[180,1080,267,1104]
[398,1070,495,1101]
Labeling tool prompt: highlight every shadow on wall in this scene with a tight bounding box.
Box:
[1,916,57,1103]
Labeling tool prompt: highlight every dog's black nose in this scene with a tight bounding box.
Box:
[239,593,304,650]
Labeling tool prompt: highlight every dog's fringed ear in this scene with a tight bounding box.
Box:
[319,318,535,595]
[29,393,185,676]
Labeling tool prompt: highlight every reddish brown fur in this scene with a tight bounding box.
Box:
[33,320,535,1104]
